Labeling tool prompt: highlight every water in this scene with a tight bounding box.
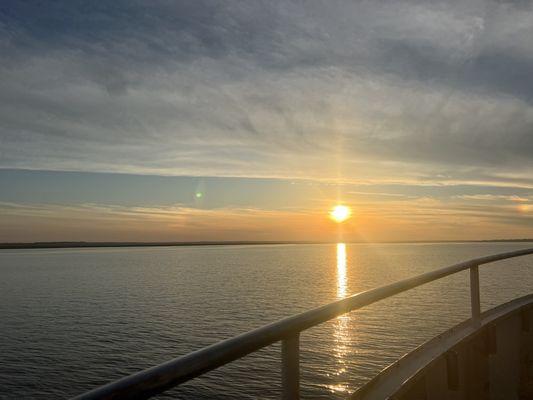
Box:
[1,242,532,399]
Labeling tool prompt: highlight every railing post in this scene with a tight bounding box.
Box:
[470,264,481,325]
[282,333,300,400]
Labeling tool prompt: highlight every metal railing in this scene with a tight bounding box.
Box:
[73,247,533,400]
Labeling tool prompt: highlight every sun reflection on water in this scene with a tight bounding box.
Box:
[327,243,352,394]
[337,243,347,298]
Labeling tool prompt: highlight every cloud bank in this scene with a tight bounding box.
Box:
[1,0,532,189]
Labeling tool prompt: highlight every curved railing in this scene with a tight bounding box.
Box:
[73,247,533,400]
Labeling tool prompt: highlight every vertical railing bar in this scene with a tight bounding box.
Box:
[470,264,481,325]
[281,333,300,400]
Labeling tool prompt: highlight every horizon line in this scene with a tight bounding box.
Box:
[1,238,533,250]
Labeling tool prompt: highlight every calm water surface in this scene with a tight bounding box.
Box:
[1,242,533,399]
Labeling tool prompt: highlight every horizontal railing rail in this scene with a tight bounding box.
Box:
[73,247,533,400]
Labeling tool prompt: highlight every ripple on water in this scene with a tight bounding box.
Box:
[0,242,532,399]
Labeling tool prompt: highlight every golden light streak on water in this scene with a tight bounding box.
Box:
[337,243,347,298]
[327,243,352,394]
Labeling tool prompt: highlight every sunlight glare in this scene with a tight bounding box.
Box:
[330,205,351,223]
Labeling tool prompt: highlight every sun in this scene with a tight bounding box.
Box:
[330,205,351,223]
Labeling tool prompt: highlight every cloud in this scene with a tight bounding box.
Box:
[455,194,531,202]
[2,188,532,242]
[1,0,533,190]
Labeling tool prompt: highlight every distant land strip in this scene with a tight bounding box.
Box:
[1,239,532,249]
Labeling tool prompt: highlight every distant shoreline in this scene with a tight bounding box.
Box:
[1,239,532,250]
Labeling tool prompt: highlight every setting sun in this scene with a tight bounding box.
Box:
[330,205,351,223]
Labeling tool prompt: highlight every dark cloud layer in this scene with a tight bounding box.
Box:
[1,0,533,187]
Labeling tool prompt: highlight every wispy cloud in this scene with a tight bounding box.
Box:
[1,193,531,243]
[455,194,531,202]
[1,1,533,188]
[1,1,532,240]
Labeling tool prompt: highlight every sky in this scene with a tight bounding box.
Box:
[0,0,532,242]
